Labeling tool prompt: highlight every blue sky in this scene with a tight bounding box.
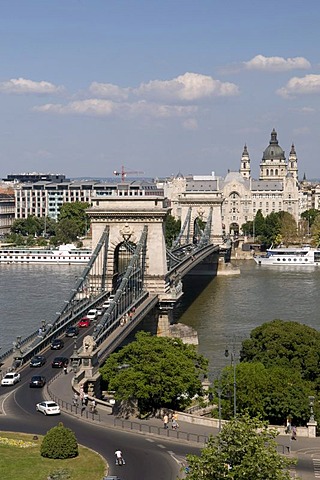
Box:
[1,0,320,180]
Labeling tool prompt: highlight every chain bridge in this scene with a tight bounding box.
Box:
[0,195,228,393]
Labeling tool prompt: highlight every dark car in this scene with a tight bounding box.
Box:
[65,326,79,337]
[29,375,46,388]
[29,355,46,367]
[51,338,64,350]
[52,356,69,368]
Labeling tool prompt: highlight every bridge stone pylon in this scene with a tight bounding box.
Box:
[87,195,171,298]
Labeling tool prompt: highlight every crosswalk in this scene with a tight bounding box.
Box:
[313,458,320,478]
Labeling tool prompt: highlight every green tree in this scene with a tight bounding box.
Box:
[40,422,78,459]
[262,212,282,246]
[186,414,295,479]
[310,214,320,247]
[240,320,320,384]
[301,208,320,228]
[216,362,312,425]
[165,214,181,247]
[55,202,90,244]
[99,331,208,414]
[278,212,297,246]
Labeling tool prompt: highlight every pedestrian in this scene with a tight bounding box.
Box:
[90,398,97,414]
[73,392,79,406]
[291,426,297,440]
[83,392,89,406]
[163,413,169,429]
[172,418,179,430]
[63,365,68,375]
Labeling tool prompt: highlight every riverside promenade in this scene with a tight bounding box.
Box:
[47,371,320,479]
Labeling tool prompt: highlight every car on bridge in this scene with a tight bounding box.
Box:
[87,308,98,320]
[65,325,79,337]
[1,372,21,386]
[78,316,91,328]
[29,375,46,388]
[36,401,60,415]
[51,338,64,350]
[30,355,46,367]
[52,356,69,368]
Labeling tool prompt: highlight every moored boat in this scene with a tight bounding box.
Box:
[254,245,320,266]
[0,243,92,265]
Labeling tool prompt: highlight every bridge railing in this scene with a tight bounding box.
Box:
[113,417,208,445]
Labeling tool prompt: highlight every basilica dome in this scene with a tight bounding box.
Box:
[262,128,285,161]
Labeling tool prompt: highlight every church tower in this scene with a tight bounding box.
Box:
[259,128,287,180]
[240,144,251,179]
[287,143,299,183]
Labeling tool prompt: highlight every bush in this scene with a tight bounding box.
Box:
[41,423,78,459]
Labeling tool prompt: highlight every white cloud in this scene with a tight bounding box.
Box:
[277,74,320,97]
[135,72,239,101]
[0,77,64,95]
[34,99,116,116]
[89,81,130,100]
[34,99,197,118]
[244,55,311,72]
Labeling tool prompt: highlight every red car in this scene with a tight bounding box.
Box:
[78,316,91,328]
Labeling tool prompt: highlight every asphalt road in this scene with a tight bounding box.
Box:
[0,332,200,479]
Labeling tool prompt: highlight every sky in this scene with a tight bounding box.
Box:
[1,0,320,180]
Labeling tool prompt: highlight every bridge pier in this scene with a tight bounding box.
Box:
[156,308,174,337]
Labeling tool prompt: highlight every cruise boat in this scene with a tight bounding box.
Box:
[254,245,320,266]
[0,243,92,265]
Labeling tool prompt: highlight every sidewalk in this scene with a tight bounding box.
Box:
[47,371,320,479]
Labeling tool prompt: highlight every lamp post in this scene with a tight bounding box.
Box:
[309,395,315,422]
[224,345,237,417]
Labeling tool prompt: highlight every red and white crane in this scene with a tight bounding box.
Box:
[113,165,144,183]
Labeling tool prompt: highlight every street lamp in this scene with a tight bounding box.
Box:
[309,395,315,422]
[224,345,237,417]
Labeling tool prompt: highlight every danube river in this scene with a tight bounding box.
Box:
[1,260,319,378]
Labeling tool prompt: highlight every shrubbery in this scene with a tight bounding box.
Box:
[41,423,78,459]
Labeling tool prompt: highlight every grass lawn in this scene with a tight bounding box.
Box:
[0,432,107,480]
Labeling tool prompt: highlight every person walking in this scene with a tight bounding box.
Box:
[163,413,169,429]
[291,426,297,440]
[90,398,97,414]
[73,392,79,406]
[63,365,68,375]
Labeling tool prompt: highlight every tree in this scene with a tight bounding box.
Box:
[278,212,297,246]
[216,362,312,425]
[40,422,78,459]
[301,208,320,228]
[165,214,181,247]
[55,202,90,244]
[310,214,320,247]
[240,320,320,384]
[186,414,295,479]
[99,331,208,414]
[262,212,282,246]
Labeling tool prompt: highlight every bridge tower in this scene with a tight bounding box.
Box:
[87,195,171,298]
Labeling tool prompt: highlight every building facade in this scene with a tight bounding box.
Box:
[14,179,164,221]
[163,129,304,236]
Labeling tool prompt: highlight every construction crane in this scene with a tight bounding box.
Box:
[113,165,144,183]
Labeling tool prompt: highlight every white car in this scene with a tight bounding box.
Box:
[87,308,98,320]
[36,401,60,415]
[1,372,21,386]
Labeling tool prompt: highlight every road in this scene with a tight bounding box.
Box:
[0,331,199,479]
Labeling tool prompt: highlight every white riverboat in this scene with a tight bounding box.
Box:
[0,243,92,265]
[254,245,320,266]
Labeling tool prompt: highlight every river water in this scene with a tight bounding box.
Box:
[1,260,319,379]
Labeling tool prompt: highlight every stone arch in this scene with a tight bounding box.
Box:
[112,240,136,291]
